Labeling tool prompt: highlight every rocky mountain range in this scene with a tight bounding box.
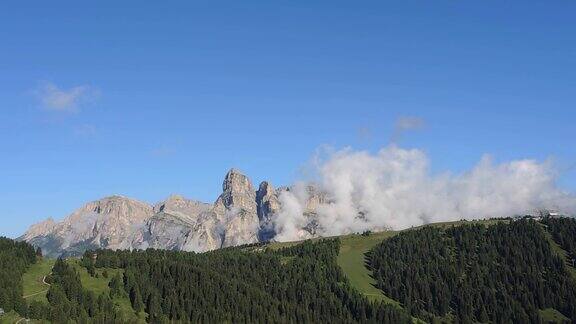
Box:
[20,169,322,258]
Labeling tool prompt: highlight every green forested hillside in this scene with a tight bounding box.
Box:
[369,219,576,323]
[542,217,576,266]
[0,237,36,315]
[4,217,576,324]
[87,239,412,323]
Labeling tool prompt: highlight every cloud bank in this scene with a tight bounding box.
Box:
[273,145,576,241]
[36,82,98,112]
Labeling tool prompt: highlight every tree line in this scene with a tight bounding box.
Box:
[0,237,36,315]
[541,217,576,264]
[84,239,412,323]
[369,219,576,323]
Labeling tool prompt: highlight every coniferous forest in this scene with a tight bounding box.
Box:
[369,219,576,323]
[542,217,576,263]
[85,239,411,323]
[2,218,576,323]
[0,237,36,315]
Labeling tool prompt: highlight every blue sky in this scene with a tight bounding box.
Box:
[1,1,575,238]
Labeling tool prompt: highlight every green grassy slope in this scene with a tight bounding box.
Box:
[265,219,509,306]
[5,258,53,324]
[335,219,508,304]
[22,258,55,303]
[348,219,570,323]
[0,310,21,324]
[68,259,113,295]
[539,308,570,323]
[68,260,146,323]
[336,231,400,305]
[541,224,576,280]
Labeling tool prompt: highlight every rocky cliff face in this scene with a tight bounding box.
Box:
[153,194,212,217]
[21,218,57,242]
[213,169,260,247]
[21,169,282,257]
[22,196,154,257]
[143,195,218,252]
[21,169,325,257]
[256,181,280,240]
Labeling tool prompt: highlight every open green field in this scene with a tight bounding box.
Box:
[0,310,21,324]
[68,259,116,295]
[334,219,507,304]
[336,231,399,304]
[334,219,571,323]
[266,219,509,306]
[22,258,55,303]
[68,260,146,323]
[540,308,570,323]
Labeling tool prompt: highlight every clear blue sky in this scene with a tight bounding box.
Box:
[1,1,575,238]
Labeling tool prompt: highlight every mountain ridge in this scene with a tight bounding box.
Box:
[20,168,321,257]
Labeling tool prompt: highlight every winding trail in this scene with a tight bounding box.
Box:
[22,274,51,299]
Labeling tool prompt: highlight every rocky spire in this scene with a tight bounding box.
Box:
[256,181,280,241]
[213,168,259,247]
[256,181,279,222]
[214,168,257,216]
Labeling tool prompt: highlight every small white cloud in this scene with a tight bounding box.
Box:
[395,116,425,131]
[391,116,425,143]
[35,81,98,112]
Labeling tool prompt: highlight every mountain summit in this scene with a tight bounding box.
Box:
[21,195,154,257]
[21,169,289,257]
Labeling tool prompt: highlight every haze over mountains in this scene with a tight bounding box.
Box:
[21,146,576,258]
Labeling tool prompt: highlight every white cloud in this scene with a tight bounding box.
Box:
[273,145,576,240]
[35,82,98,112]
[273,182,313,242]
[391,116,425,142]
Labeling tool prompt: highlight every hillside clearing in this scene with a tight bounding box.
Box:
[540,308,570,323]
[68,260,146,323]
[22,258,55,303]
[336,231,399,305]
[0,310,21,324]
[541,223,576,280]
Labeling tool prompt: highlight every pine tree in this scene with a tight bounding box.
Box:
[109,272,124,298]
[131,285,144,312]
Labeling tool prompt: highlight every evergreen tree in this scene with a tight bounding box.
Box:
[109,272,124,298]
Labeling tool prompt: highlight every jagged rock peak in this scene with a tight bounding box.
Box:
[223,168,255,193]
[217,168,257,213]
[255,181,280,241]
[212,169,259,247]
[256,181,280,220]
[257,181,273,194]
